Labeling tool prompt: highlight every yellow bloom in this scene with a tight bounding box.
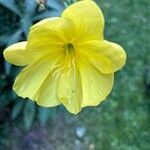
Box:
[3,1,126,114]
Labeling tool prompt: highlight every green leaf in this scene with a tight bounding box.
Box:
[0,29,22,45]
[47,0,65,11]
[64,0,77,7]
[23,101,36,130]
[0,0,22,16]
[4,62,11,75]
[11,99,24,119]
[21,0,37,37]
[34,10,60,20]
[24,0,36,14]
[21,16,32,37]
[38,107,51,126]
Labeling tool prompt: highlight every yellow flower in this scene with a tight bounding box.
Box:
[3,1,126,114]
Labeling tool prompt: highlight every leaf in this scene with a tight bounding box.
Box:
[11,99,24,119]
[0,0,22,16]
[34,10,61,21]
[8,29,22,45]
[38,107,52,126]
[47,0,65,11]
[21,0,36,37]
[24,0,37,14]
[23,101,36,130]
[0,29,22,45]
[9,29,22,45]
[64,0,77,7]
[4,62,11,75]
[21,16,32,37]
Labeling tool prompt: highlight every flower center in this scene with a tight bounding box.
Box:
[62,43,76,69]
[63,43,75,54]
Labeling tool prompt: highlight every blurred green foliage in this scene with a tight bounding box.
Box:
[0,0,65,130]
[0,0,150,149]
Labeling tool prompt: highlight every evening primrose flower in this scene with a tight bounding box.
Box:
[3,1,126,114]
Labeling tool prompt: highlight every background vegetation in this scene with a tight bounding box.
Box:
[0,0,150,149]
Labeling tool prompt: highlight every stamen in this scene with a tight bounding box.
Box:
[52,66,65,78]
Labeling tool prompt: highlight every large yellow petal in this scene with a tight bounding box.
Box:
[62,1,104,42]
[4,18,74,66]
[3,41,33,66]
[37,73,61,107]
[99,40,126,72]
[13,54,63,107]
[58,67,82,114]
[78,45,112,74]
[79,40,126,72]
[78,60,114,107]
[27,17,75,51]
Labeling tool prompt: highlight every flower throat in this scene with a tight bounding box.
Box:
[63,43,76,70]
[64,43,75,54]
